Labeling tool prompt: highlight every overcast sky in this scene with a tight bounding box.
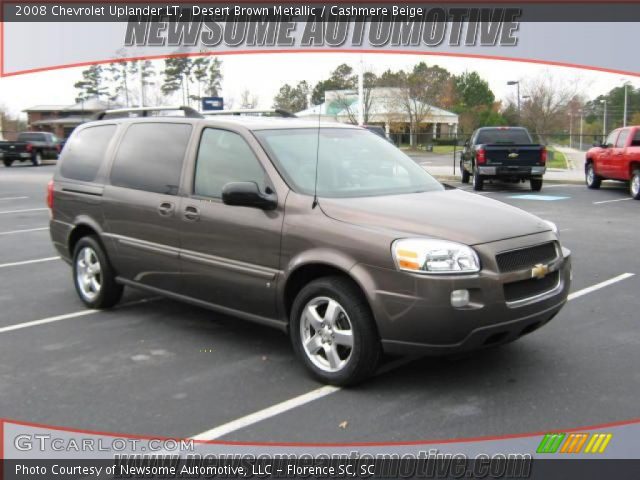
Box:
[1,53,638,118]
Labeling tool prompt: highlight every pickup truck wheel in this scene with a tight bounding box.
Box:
[631,171,640,200]
[586,163,601,189]
[530,178,543,191]
[72,236,123,309]
[31,152,42,167]
[472,170,484,191]
[2,159,12,168]
[290,276,381,386]
[460,163,470,184]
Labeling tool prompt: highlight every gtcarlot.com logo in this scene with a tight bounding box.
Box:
[537,433,612,454]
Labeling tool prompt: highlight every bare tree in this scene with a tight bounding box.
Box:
[519,75,583,142]
[240,89,259,109]
[389,63,450,147]
[331,71,378,125]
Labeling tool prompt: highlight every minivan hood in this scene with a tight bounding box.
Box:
[319,189,550,245]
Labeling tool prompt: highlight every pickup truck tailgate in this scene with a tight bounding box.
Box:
[484,145,544,166]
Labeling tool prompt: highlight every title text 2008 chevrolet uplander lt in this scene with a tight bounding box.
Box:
[48,108,571,385]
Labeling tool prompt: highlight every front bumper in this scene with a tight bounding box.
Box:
[478,165,546,177]
[352,232,570,355]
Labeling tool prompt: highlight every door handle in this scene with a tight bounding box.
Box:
[157,202,174,216]
[184,205,200,221]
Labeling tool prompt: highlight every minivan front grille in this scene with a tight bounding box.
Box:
[504,271,560,303]
[496,242,557,273]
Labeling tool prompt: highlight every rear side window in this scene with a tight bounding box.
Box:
[616,129,630,148]
[194,128,266,198]
[632,130,640,147]
[110,123,192,195]
[60,125,116,182]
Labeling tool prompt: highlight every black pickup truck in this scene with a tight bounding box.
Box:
[0,131,61,167]
[459,127,547,191]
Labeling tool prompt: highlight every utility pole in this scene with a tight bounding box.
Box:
[507,81,520,120]
[568,113,573,149]
[138,60,145,107]
[357,56,364,126]
[601,99,607,139]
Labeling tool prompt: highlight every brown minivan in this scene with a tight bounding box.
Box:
[48,107,571,385]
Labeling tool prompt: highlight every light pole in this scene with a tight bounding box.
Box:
[507,81,520,119]
[568,112,573,149]
[600,99,607,139]
[623,82,628,127]
[579,110,584,151]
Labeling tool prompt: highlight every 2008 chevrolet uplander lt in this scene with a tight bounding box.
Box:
[49,107,571,385]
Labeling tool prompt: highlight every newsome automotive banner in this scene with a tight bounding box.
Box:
[2,1,640,480]
[2,4,640,75]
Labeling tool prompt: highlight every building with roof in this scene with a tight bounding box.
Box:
[24,98,119,139]
[296,87,459,140]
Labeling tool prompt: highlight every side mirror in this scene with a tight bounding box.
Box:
[222,182,277,210]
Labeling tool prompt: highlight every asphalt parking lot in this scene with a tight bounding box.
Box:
[1,163,638,443]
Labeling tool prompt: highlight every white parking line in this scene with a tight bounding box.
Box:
[0,256,60,268]
[593,198,633,205]
[0,297,159,334]
[568,273,635,301]
[0,208,48,215]
[190,386,340,441]
[190,357,413,441]
[0,227,48,236]
[0,196,29,201]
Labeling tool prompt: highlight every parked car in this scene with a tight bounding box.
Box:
[363,125,390,141]
[0,131,61,167]
[585,126,640,200]
[460,127,547,191]
[48,107,571,386]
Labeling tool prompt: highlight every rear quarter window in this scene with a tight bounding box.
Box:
[60,125,116,182]
[110,123,192,195]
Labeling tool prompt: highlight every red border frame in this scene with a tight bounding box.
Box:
[1,416,639,447]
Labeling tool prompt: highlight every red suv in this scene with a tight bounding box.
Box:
[585,126,640,199]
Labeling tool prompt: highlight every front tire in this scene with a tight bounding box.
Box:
[472,169,484,191]
[586,162,601,189]
[72,236,123,309]
[290,276,381,386]
[31,152,42,167]
[631,171,640,200]
[530,178,543,191]
[2,159,12,167]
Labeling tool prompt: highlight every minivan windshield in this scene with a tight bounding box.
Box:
[255,128,443,198]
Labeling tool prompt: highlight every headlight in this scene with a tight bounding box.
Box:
[543,220,559,236]
[392,239,480,274]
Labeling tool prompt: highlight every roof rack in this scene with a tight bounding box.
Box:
[95,106,204,120]
[202,108,297,118]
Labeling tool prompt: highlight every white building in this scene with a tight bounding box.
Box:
[296,87,459,138]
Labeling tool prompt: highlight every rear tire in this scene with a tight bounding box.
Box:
[31,152,42,167]
[631,171,640,200]
[586,162,602,189]
[2,159,12,167]
[460,163,470,184]
[530,178,543,191]
[290,276,381,386]
[72,235,123,309]
[472,169,484,191]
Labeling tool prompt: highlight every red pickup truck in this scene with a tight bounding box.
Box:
[585,126,640,200]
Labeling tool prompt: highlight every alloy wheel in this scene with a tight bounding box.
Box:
[299,296,354,373]
[75,246,102,301]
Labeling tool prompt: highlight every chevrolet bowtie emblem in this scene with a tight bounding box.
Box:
[532,263,549,279]
[508,152,519,158]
